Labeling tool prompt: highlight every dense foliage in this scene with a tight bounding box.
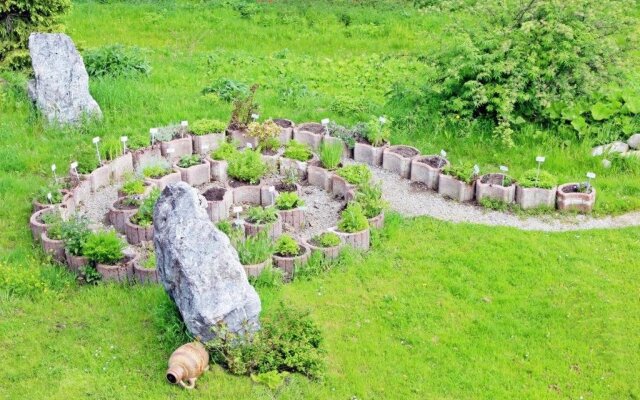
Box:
[519,169,557,189]
[336,164,372,186]
[275,192,304,210]
[246,206,278,225]
[177,154,202,168]
[275,234,300,257]
[312,232,342,248]
[83,230,124,265]
[83,45,150,78]
[60,215,91,257]
[356,182,386,218]
[319,141,343,170]
[130,188,160,227]
[283,140,313,161]
[227,149,267,183]
[337,202,369,233]
[233,231,273,265]
[190,119,227,135]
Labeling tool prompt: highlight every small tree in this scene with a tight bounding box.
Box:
[0,0,71,68]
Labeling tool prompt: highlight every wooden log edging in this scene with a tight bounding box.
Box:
[272,243,310,282]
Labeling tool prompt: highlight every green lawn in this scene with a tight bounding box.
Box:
[1,1,640,399]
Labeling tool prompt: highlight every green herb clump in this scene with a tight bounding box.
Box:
[42,213,64,240]
[177,154,203,168]
[60,216,91,256]
[76,151,101,174]
[327,121,363,149]
[190,119,227,136]
[355,182,387,219]
[246,206,278,225]
[131,188,161,227]
[84,44,150,78]
[275,192,304,211]
[211,141,239,161]
[337,202,369,233]
[229,84,259,130]
[319,141,343,170]
[363,117,390,146]
[247,120,280,141]
[259,137,281,153]
[227,150,267,184]
[141,251,156,269]
[142,160,171,179]
[275,234,300,257]
[283,140,312,162]
[336,164,372,186]
[313,232,341,248]
[442,163,477,184]
[83,230,125,265]
[519,169,558,189]
[234,231,273,265]
[120,176,146,196]
[34,184,64,204]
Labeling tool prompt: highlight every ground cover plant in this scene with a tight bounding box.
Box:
[1,0,640,398]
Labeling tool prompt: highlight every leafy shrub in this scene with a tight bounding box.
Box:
[83,231,125,265]
[519,169,558,189]
[131,188,160,227]
[327,121,364,150]
[177,154,202,168]
[227,150,267,184]
[75,150,101,174]
[142,160,172,178]
[312,232,341,248]
[141,251,156,269]
[283,140,312,161]
[216,220,233,236]
[247,120,280,141]
[42,213,63,240]
[153,124,183,142]
[275,192,304,210]
[426,0,629,145]
[442,163,477,184]
[259,137,280,153]
[202,78,249,103]
[207,304,325,379]
[275,234,300,257]
[363,117,390,146]
[229,84,259,130]
[337,202,369,233]
[234,231,273,265]
[248,265,283,290]
[336,164,372,186]
[1,49,30,71]
[319,141,343,170]
[33,184,64,204]
[0,0,71,65]
[120,176,145,196]
[83,45,150,78]
[246,206,278,225]
[211,141,239,161]
[190,119,227,135]
[356,182,386,218]
[60,215,91,256]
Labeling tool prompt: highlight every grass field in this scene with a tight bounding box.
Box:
[1,1,640,398]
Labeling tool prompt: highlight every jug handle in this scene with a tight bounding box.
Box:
[179,378,196,390]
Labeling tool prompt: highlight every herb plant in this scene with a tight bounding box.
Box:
[355,182,387,219]
[229,84,259,130]
[336,164,372,186]
[142,159,171,179]
[247,120,280,141]
[60,215,91,256]
[83,230,125,265]
[275,234,300,257]
[190,119,227,135]
[131,188,160,227]
[120,176,146,196]
[312,232,341,248]
[283,140,312,161]
[227,150,267,184]
[177,154,202,168]
[363,117,390,146]
[275,192,304,210]
[246,206,278,225]
[233,231,273,265]
[34,184,64,204]
[319,141,343,170]
[337,202,369,233]
[43,213,64,240]
[211,141,239,161]
[442,163,477,184]
[519,169,558,189]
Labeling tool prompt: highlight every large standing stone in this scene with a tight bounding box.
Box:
[27,33,102,124]
[154,182,260,341]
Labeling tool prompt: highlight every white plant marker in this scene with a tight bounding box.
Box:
[321,118,330,135]
[246,143,253,150]
[166,148,175,157]
[51,164,58,184]
[180,121,188,138]
[535,156,546,188]
[92,137,102,165]
[378,116,387,125]
[121,136,128,155]
[268,185,276,206]
[473,164,480,176]
[251,113,259,122]
[70,161,79,179]
[201,144,209,151]
[233,206,243,226]
[150,128,158,145]
[439,149,447,168]
[586,172,596,191]
[47,192,53,204]
[499,165,509,186]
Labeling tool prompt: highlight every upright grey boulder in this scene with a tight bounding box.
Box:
[154,182,261,341]
[28,33,102,124]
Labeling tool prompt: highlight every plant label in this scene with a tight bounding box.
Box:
[499,165,509,172]
[181,121,188,127]
[201,144,209,151]
[51,164,56,172]
[473,165,480,175]
[150,128,158,143]
[379,116,387,124]
[246,143,253,149]
[536,156,545,163]
[321,118,330,126]
[268,186,276,193]
[586,172,596,179]
[166,148,175,154]
[121,136,128,143]
[440,149,447,158]
[92,136,100,144]
[233,206,243,213]
[70,161,78,170]
[47,192,52,202]
[251,113,259,121]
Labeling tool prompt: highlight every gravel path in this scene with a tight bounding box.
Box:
[369,166,640,232]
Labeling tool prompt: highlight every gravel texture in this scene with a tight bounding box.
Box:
[296,184,343,240]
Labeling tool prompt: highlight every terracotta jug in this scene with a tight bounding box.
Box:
[166,341,209,389]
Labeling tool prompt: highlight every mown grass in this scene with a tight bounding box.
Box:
[1,214,639,399]
[1,1,640,398]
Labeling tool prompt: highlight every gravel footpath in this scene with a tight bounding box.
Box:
[370,166,640,232]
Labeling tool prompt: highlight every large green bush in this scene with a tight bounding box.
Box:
[0,0,71,65]
[426,0,631,145]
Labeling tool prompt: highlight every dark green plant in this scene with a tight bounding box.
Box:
[211,141,239,161]
[442,163,478,184]
[83,45,150,78]
[355,182,387,219]
[75,150,101,174]
[202,78,249,103]
[227,150,267,184]
[0,0,71,65]
[319,141,343,170]
[177,154,203,168]
[363,117,390,146]
[120,176,145,196]
[283,140,312,162]
[229,84,259,130]
[233,231,273,265]
[337,202,369,233]
[336,164,372,186]
[60,215,91,256]
[142,160,171,179]
[248,265,284,290]
[34,184,64,204]
[81,265,102,285]
[519,169,558,189]
[275,192,304,211]
[216,220,233,236]
[42,213,63,240]
[131,188,160,227]
[312,232,341,248]
[246,206,278,225]
[190,119,227,135]
[207,304,325,379]
[275,234,300,257]
[83,231,125,265]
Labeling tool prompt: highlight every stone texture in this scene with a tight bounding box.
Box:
[628,134,640,149]
[410,156,449,190]
[154,182,260,341]
[475,174,516,204]
[591,141,629,156]
[515,186,557,210]
[437,174,475,202]
[28,33,102,124]
[556,183,596,213]
[382,146,420,179]
[354,142,386,166]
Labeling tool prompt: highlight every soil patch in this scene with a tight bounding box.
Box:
[273,119,293,128]
[202,187,227,201]
[298,123,325,134]
[391,146,419,158]
[417,156,446,168]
